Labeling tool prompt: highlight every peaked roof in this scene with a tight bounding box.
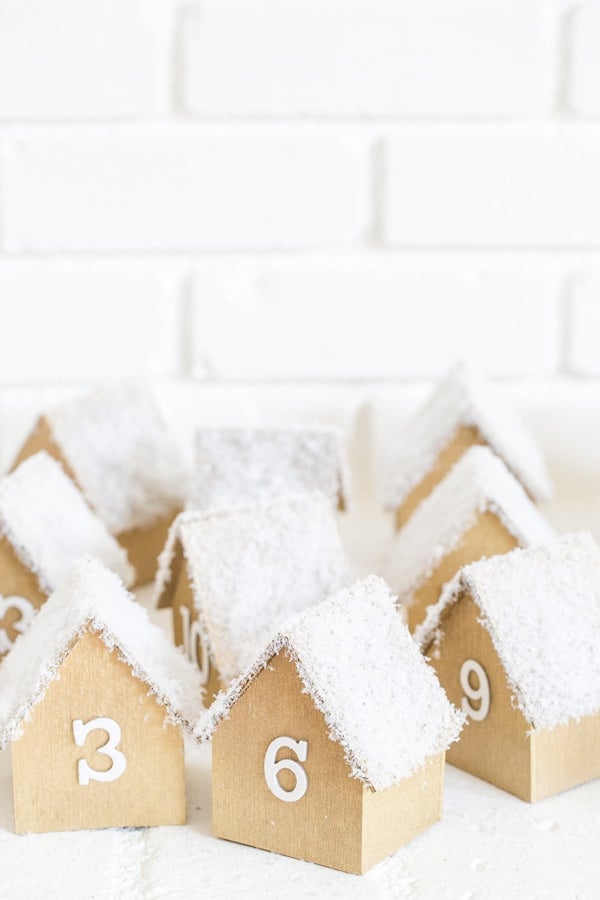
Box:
[0,558,204,748]
[387,446,555,604]
[45,382,187,533]
[154,492,351,683]
[190,425,349,512]
[196,576,464,791]
[383,362,552,510]
[0,452,134,593]
[416,533,600,731]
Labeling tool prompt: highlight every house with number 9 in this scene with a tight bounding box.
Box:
[197,576,464,874]
[0,452,133,661]
[416,533,600,802]
[0,558,204,834]
[154,492,350,705]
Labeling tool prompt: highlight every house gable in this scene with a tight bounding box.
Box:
[0,536,46,659]
[12,628,185,834]
[171,561,223,704]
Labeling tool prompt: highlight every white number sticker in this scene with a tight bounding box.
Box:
[264,736,308,802]
[460,659,490,722]
[72,717,127,786]
[0,595,35,655]
[179,605,210,685]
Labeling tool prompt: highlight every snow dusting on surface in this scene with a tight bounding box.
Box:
[198,576,465,790]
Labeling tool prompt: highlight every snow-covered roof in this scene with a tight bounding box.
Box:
[0,452,134,593]
[197,576,464,790]
[45,383,187,533]
[387,446,555,605]
[154,492,351,683]
[0,558,204,748]
[383,362,552,510]
[416,533,600,731]
[189,425,349,512]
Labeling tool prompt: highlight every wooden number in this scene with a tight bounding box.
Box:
[460,659,490,722]
[179,605,210,685]
[0,595,35,655]
[73,717,127,786]
[264,736,308,802]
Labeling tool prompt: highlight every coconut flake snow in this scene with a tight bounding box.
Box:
[0,452,134,592]
[190,425,349,512]
[0,558,204,747]
[197,576,464,790]
[46,383,187,533]
[387,446,555,605]
[383,362,552,510]
[155,492,351,684]
[416,533,600,731]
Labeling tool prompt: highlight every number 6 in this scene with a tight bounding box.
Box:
[264,736,308,802]
[460,659,490,721]
[73,717,127,786]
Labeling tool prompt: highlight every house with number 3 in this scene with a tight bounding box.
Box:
[197,576,464,874]
[0,558,204,834]
[416,533,600,802]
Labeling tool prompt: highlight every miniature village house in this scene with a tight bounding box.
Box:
[0,452,133,661]
[191,425,349,512]
[416,533,600,803]
[196,576,464,875]
[154,492,350,704]
[0,558,204,834]
[388,446,555,631]
[383,362,552,530]
[12,383,187,586]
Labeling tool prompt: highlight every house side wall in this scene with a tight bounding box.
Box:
[212,650,364,874]
[12,629,185,833]
[361,752,445,873]
[427,592,533,801]
[407,510,520,631]
[171,564,223,706]
[531,712,600,802]
[395,424,484,529]
[118,509,179,587]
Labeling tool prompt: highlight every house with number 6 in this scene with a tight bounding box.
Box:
[197,576,464,874]
[0,558,204,834]
[415,533,600,802]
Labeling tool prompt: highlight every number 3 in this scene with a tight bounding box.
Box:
[73,717,127,786]
[264,736,308,802]
[460,659,490,721]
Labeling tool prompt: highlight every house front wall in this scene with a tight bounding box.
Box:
[0,537,47,660]
[171,564,223,706]
[426,592,534,801]
[212,650,364,873]
[11,629,185,833]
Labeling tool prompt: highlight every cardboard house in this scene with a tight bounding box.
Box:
[190,425,349,512]
[0,557,204,834]
[196,576,464,874]
[388,446,556,631]
[154,492,350,704]
[0,452,133,660]
[11,383,187,586]
[415,533,600,802]
[383,362,552,529]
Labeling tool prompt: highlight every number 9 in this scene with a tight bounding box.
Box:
[264,736,308,802]
[460,659,490,721]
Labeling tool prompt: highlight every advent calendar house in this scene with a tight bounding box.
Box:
[0,452,133,660]
[190,425,349,512]
[0,558,204,834]
[154,492,350,704]
[388,446,555,631]
[416,533,600,802]
[383,362,552,529]
[197,576,464,874]
[12,383,187,586]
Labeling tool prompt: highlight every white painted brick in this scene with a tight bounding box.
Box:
[0,264,181,381]
[191,258,561,379]
[182,0,553,117]
[569,4,600,115]
[0,1,168,119]
[3,131,369,251]
[567,274,600,374]
[383,128,600,246]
